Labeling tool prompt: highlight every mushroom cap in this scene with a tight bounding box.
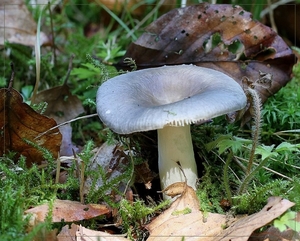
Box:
[96,65,247,134]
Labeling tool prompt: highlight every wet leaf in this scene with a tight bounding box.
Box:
[146,185,228,240]
[25,199,110,223]
[0,87,61,166]
[217,197,295,241]
[0,0,50,46]
[118,3,296,109]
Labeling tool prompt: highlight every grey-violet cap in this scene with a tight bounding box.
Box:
[96,64,247,134]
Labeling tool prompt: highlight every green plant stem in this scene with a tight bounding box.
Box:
[246,87,262,174]
[223,151,233,204]
[237,156,271,195]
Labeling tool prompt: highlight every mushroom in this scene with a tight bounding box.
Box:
[96,65,247,194]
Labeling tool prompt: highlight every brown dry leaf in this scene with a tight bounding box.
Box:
[118,3,296,106]
[134,161,157,189]
[59,224,129,241]
[249,226,299,241]
[32,84,84,124]
[146,185,228,241]
[0,87,61,166]
[0,0,50,46]
[32,84,85,156]
[217,197,295,241]
[160,182,186,198]
[25,199,110,223]
[57,223,78,241]
[76,225,130,241]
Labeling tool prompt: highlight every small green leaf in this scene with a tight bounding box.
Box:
[275,142,300,152]
[255,144,277,160]
[217,139,243,154]
[274,211,299,232]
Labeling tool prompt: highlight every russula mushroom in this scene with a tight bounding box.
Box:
[96,65,247,193]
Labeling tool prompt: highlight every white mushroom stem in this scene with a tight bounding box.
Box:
[157,125,198,191]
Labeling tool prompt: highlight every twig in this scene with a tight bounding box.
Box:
[34,113,98,140]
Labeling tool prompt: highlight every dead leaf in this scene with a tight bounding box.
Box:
[84,142,131,198]
[58,224,130,241]
[249,226,299,241]
[57,223,78,241]
[217,197,295,241]
[0,0,50,46]
[0,87,61,166]
[146,185,228,241]
[134,161,157,189]
[32,84,85,156]
[32,84,84,124]
[25,199,110,223]
[118,3,296,114]
[76,225,130,241]
[159,182,186,198]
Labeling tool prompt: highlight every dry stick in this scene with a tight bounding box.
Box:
[34,113,98,140]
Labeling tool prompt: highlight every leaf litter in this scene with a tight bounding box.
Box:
[0,0,50,46]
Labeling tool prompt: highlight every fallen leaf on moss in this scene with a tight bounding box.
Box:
[25,199,110,223]
[0,87,61,166]
[146,185,228,240]
[217,197,295,241]
[0,0,50,46]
